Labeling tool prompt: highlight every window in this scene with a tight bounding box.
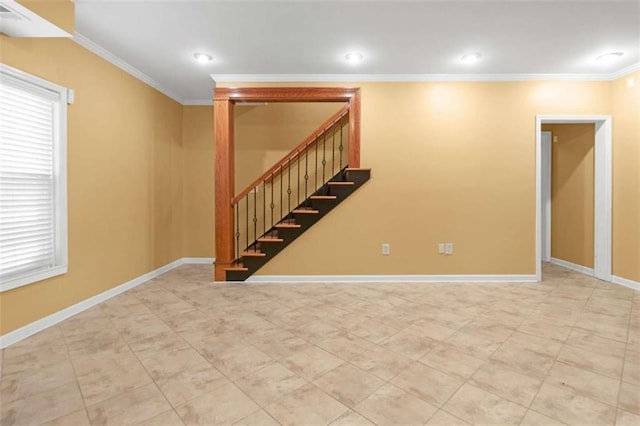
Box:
[0,64,68,292]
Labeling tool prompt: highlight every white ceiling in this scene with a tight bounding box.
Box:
[74,0,640,104]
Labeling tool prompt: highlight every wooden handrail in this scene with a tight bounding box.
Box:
[232,104,350,205]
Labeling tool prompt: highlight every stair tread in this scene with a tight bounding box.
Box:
[225,266,248,271]
[258,237,284,242]
[327,181,355,185]
[275,223,301,228]
[242,251,266,257]
[292,209,319,214]
[345,168,372,171]
[310,195,337,200]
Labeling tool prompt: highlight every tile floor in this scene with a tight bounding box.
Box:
[1,263,638,425]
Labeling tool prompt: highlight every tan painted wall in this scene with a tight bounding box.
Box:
[542,124,595,268]
[184,81,615,276]
[182,106,214,258]
[0,35,184,334]
[16,0,75,34]
[612,72,640,282]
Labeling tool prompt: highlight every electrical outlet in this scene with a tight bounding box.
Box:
[382,243,390,255]
[438,243,445,254]
[445,243,453,255]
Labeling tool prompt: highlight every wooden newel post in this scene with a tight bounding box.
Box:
[214,97,235,281]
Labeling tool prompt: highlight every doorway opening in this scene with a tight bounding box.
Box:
[535,115,612,282]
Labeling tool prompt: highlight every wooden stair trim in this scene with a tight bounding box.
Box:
[292,209,319,214]
[241,251,266,257]
[258,237,284,242]
[225,267,248,271]
[310,195,337,200]
[327,181,355,185]
[275,223,301,228]
[345,168,371,171]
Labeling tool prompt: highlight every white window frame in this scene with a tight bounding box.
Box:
[0,63,69,292]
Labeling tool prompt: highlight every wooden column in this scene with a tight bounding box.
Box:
[348,88,361,168]
[214,99,234,281]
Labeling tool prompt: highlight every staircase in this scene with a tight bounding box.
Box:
[223,103,370,281]
[225,167,370,281]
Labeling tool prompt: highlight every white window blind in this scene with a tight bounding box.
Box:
[0,65,68,292]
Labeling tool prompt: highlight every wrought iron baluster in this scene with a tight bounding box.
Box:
[253,188,257,252]
[280,165,283,219]
[245,195,249,251]
[263,180,266,236]
[339,120,344,168]
[270,176,274,228]
[304,145,309,205]
[315,137,318,189]
[297,149,300,207]
[235,203,239,260]
[322,132,326,183]
[287,158,291,213]
[332,126,335,176]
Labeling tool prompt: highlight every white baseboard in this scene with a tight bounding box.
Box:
[0,257,214,349]
[550,258,595,276]
[246,274,538,284]
[612,275,640,291]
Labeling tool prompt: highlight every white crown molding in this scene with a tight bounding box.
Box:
[612,275,640,291]
[550,258,595,277]
[246,274,538,284]
[0,257,214,348]
[72,32,184,104]
[211,66,640,83]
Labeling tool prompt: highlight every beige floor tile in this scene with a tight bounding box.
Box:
[622,349,640,386]
[490,344,555,380]
[175,382,260,425]
[391,362,463,408]
[565,329,626,358]
[354,383,438,426]
[330,410,376,426]
[207,343,275,379]
[425,409,470,425]
[503,330,563,358]
[557,343,624,379]
[616,409,640,426]
[156,362,229,407]
[530,382,617,425]
[138,410,185,426]
[444,331,501,360]
[86,383,171,425]
[247,329,314,359]
[314,333,376,361]
[41,410,91,426]
[283,345,344,381]
[0,357,76,404]
[264,383,350,426]
[140,347,208,381]
[469,360,543,407]
[404,319,459,341]
[381,329,439,360]
[349,319,402,344]
[351,345,414,381]
[232,409,279,426]
[545,361,620,406]
[618,381,640,415]
[2,340,69,376]
[517,318,573,341]
[128,331,191,360]
[0,382,85,426]
[419,343,484,381]
[234,362,308,406]
[73,350,153,406]
[313,363,385,408]
[442,383,527,425]
[519,409,567,426]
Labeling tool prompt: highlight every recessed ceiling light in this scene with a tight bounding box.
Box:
[596,52,623,64]
[193,52,213,64]
[345,52,364,64]
[460,53,482,64]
